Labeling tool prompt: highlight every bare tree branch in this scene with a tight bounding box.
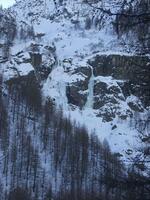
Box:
[85,1,150,18]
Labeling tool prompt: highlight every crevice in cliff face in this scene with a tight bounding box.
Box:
[85,66,94,109]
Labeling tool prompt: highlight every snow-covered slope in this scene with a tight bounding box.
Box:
[0,0,150,158]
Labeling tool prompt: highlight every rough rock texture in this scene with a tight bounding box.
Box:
[65,54,150,121]
[88,54,150,107]
[29,43,56,80]
[66,65,92,108]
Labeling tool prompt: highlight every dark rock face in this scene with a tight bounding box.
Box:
[93,78,132,122]
[66,54,150,121]
[128,101,144,112]
[30,53,42,67]
[66,84,87,108]
[89,54,150,107]
[89,54,149,79]
[88,55,113,77]
[74,66,92,78]
[66,65,92,108]
[93,80,122,109]
[29,43,56,80]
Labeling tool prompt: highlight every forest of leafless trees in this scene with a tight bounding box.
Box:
[0,71,149,200]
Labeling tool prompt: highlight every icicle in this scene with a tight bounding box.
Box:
[85,66,94,109]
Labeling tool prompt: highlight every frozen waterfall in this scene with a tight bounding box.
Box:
[85,66,94,109]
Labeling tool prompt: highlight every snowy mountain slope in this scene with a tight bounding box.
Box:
[1,0,150,158]
[0,0,150,199]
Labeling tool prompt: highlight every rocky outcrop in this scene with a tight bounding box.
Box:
[29,43,57,80]
[88,54,150,107]
[65,54,150,121]
[66,65,92,108]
